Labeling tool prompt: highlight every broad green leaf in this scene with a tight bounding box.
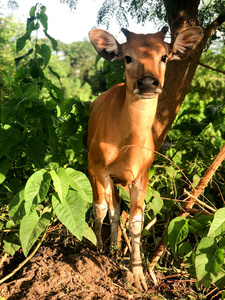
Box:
[83,222,97,245]
[16,32,30,53]
[15,48,33,69]
[29,5,36,17]
[50,168,69,202]
[9,190,26,223]
[46,162,59,171]
[3,234,21,256]
[48,66,61,83]
[1,97,24,124]
[39,13,48,31]
[117,185,130,207]
[0,159,10,184]
[149,195,163,217]
[44,30,57,51]
[195,237,224,291]
[212,263,225,290]
[25,135,46,167]
[178,242,192,258]
[219,237,225,249]
[0,125,21,159]
[168,217,189,257]
[20,210,51,257]
[37,44,51,67]
[208,208,225,237]
[24,170,51,214]
[66,168,92,203]
[52,190,85,240]
[189,215,213,236]
[5,220,17,229]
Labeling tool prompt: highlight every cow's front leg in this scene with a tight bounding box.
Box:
[129,177,148,291]
[89,172,108,248]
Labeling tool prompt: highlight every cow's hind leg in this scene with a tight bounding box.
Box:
[105,177,121,245]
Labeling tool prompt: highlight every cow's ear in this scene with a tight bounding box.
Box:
[170,26,203,60]
[89,29,122,61]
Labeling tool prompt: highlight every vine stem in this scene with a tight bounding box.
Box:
[0,229,47,285]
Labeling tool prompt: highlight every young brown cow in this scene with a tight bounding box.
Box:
[88,26,203,290]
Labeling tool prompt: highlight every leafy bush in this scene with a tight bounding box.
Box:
[0,4,96,260]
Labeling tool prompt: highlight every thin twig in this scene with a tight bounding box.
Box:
[184,189,216,213]
[197,60,225,75]
[0,252,8,269]
[0,229,47,285]
[145,217,157,231]
[120,223,132,253]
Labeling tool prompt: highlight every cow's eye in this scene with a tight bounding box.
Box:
[161,55,168,63]
[125,55,132,64]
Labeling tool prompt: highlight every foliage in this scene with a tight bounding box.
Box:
[0,4,96,260]
[97,0,225,46]
[0,15,24,75]
[0,1,225,295]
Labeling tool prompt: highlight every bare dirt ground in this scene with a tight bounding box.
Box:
[0,239,222,300]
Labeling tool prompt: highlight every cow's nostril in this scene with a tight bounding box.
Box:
[137,79,143,87]
[153,78,159,86]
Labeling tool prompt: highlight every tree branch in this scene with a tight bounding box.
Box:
[179,144,225,217]
[203,9,225,43]
[196,60,225,75]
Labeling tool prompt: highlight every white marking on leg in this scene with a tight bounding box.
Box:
[93,202,108,247]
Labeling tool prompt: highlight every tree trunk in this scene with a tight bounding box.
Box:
[152,1,225,153]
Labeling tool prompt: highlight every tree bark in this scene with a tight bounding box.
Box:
[152,3,225,153]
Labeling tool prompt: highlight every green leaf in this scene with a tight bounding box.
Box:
[44,30,57,51]
[39,13,48,31]
[0,125,21,159]
[0,159,10,184]
[208,208,225,237]
[20,209,51,257]
[168,217,189,257]
[50,168,69,202]
[48,66,61,83]
[195,237,224,291]
[3,234,21,256]
[178,242,192,258]
[83,222,97,245]
[25,135,46,168]
[24,170,51,214]
[189,215,213,236]
[148,192,163,217]
[9,190,26,223]
[29,5,36,17]
[165,166,177,178]
[1,97,24,124]
[66,168,92,203]
[52,190,85,240]
[16,32,30,53]
[37,44,51,67]
[213,264,225,290]
[15,48,33,69]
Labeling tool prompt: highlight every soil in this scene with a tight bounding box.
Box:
[0,239,223,300]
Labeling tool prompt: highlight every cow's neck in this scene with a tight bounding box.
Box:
[121,90,159,145]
